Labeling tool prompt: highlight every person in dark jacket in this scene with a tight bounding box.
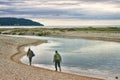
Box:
[27,48,35,65]
[53,50,62,71]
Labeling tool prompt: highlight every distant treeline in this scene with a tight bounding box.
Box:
[0,17,44,26]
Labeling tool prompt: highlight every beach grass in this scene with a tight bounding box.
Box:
[0,27,120,36]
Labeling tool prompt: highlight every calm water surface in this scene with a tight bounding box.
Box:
[19,36,120,80]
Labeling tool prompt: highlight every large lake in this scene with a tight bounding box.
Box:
[19,35,120,80]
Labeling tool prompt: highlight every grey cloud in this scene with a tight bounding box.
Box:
[78,0,120,2]
[0,0,120,20]
[1,7,120,20]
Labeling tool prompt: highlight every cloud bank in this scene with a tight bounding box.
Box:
[0,0,120,20]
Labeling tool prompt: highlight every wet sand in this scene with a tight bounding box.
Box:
[0,34,104,80]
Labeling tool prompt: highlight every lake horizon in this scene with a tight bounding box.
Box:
[0,25,120,28]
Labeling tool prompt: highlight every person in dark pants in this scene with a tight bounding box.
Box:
[27,48,35,65]
[53,50,62,71]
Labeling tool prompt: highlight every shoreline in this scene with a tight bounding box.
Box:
[14,36,104,80]
[48,31,120,43]
[20,35,120,80]
[0,35,104,80]
[10,39,45,64]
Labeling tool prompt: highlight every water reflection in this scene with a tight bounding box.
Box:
[21,36,120,79]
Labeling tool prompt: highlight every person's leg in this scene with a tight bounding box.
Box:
[29,57,32,65]
[58,61,61,72]
[55,61,57,71]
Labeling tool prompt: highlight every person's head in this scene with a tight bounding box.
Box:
[55,50,58,54]
[55,50,58,53]
[28,48,31,51]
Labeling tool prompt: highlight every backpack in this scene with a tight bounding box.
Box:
[31,51,35,57]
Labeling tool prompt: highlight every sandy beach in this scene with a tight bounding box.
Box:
[49,31,120,42]
[0,34,106,80]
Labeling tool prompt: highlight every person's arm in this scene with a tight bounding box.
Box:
[27,50,29,56]
[31,51,35,57]
[60,55,62,62]
[53,55,55,63]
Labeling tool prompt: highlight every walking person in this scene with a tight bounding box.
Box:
[27,48,35,65]
[53,50,62,71]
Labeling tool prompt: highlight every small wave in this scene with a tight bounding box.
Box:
[32,64,119,80]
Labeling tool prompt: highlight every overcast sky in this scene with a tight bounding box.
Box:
[0,0,120,26]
